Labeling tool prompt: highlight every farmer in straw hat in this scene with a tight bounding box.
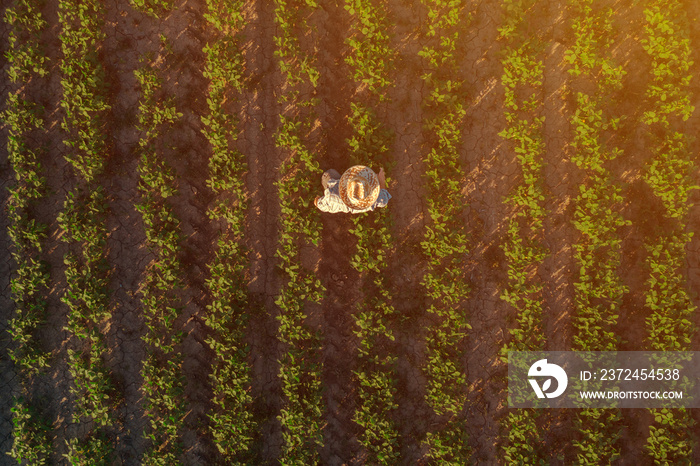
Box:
[314,165,391,213]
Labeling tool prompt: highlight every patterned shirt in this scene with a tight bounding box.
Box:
[315,177,392,213]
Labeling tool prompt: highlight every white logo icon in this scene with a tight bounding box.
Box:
[528,359,568,398]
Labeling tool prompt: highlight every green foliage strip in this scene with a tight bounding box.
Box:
[3,0,52,463]
[641,1,697,463]
[344,0,393,96]
[57,0,117,461]
[496,0,547,463]
[134,59,186,465]
[418,1,471,463]
[345,0,400,463]
[273,1,326,463]
[201,0,258,462]
[565,1,627,463]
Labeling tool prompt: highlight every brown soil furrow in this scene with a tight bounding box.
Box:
[610,1,649,351]
[0,0,17,455]
[685,0,700,351]
[684,1,700,461]
[0,105,16,460]
[384,2,431,463]
[240,0,284,461]
[312,2,362,464]
[100,0,158,463]
[155,0,219,462]
[541,0,575,357]
[0,251,16,455]
[460,1,508,463]
[39,131,75,458]
[317,212,361,466]
[540,1,576,462]
[689,198,700,466]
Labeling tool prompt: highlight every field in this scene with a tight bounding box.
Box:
[2,0,700,464]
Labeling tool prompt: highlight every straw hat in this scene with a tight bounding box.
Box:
[339,165,380,210]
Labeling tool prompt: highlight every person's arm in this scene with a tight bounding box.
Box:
[378,167,387,190]
[315,193,352,213]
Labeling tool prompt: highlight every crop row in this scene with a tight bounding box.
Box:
[417,1,471,463]
[640,1,697,463]
[134,56,186,465]
[496,0,547,463]
[344,0,400,463]
[640,0,696,354]
[344,0,392,96]
[3,0,52,463]
[200,0,257,462]
[565,1,627,463]
[272,1,326,463]
[57,0,117,461]
[4,0,49,388]
[566,7,627,346]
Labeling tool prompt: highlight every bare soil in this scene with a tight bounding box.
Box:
[0,95,15,460]
[239,0,285,461]
[0,0,15,454]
